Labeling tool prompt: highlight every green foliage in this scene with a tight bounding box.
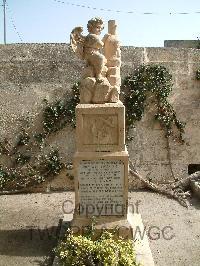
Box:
[35,175,45,183]
[0,166,18,189]
[55,229,139,266]
[43,100,66,133]
[0,166,10,188]
[66,82,80,127]
[0,82,80,192]
[0,148,63,190]
[43,82,80,133]
[55,218,139,266]
[43,149,63,175]
[0,143,6,156]
[123,64,185,142]
[15,153,31,165]
[0,140,9,155]
[196,69,200,80]
[17,131,30,146]
[34,133,46,149]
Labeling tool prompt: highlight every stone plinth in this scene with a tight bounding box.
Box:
[71,215,132,239]
[73,150,129,217]
[76,101,125,152]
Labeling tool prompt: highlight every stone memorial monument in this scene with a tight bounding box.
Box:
[70,18,131,237]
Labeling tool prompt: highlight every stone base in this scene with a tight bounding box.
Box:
[71,214,133,239]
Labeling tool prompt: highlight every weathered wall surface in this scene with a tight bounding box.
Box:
[164,40,200,49]
[0,44,200,188]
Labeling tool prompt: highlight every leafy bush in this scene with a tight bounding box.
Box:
[43,149,63,175]
[55,229,139,266]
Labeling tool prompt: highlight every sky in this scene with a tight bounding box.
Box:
[0,0,200,47]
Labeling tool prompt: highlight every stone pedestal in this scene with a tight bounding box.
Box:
[72,101,131,236]
[76,102,125,152]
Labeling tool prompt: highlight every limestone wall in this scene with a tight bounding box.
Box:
[0,44,200,187]
[164,40,200,49]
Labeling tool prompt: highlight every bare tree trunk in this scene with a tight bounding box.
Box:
[129,160,200,208]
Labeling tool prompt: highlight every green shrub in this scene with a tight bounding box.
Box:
[55,229,139,266]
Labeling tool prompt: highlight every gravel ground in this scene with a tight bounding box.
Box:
[0,191,199,266]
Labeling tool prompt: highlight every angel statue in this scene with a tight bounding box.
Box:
[70,18,121,104]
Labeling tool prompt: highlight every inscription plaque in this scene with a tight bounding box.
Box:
[78,160,125,216]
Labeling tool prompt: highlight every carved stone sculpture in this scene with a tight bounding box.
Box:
[70,18,121,104]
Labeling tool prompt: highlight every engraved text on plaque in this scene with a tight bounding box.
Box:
[78,160,125,216]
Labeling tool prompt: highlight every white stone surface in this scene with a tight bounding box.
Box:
[78,160,124,215]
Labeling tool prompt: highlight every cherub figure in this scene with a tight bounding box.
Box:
[70,26,85,59]
[70,17,106,82]
[70,18,121,103]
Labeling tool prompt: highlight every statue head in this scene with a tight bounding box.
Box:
[87,17,104,35]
